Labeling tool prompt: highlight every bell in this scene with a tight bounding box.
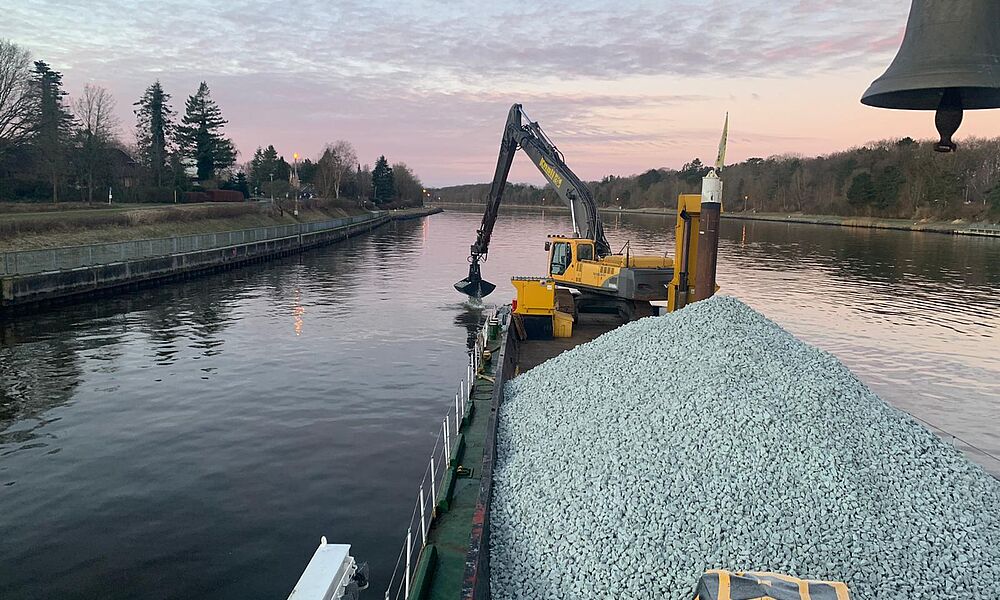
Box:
[861,0,1000,152]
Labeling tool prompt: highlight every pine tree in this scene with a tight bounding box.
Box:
[30,60,75,201]
[134,80,174,187]
[248,145,287,196]
[176,82,235,181]
[371,155,395,206]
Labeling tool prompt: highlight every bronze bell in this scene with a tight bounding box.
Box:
[861,0,1000,152]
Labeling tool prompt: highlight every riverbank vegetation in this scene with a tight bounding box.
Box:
[0,198,366,251]
[0,38,427,209]
[433,137,1000,223]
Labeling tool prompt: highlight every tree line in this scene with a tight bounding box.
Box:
[0,38,426,207]
[245,142,425,208]
[433,137,1000,221]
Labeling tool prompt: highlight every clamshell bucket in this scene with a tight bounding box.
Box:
[454,262,496,299]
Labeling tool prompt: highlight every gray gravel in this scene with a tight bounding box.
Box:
[491,295,1000,599]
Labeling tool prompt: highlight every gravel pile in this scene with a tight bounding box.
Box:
[491,295,1000,600]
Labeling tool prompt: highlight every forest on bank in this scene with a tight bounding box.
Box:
[0,38,426,208]
[432,137,1000,221]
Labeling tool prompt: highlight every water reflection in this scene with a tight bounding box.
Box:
[454,306,487,351]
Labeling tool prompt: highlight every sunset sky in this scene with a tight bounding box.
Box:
[5,0,1000,186]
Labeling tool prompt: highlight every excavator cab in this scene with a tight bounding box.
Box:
[548,240,573,275]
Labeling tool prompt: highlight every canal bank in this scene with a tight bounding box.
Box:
[0,207,441,313]
[430,201,1000,237]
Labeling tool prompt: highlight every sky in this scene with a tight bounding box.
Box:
[4,0,1000,186]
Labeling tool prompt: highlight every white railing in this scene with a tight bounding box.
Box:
[383,306,498,600]
[0,212,384,276]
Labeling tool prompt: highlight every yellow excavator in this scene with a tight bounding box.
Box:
[454,104,676,321]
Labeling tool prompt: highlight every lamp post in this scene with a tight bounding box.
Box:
[292,152,300,216]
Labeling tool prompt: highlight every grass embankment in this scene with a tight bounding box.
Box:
[0,199,369,252]
[429,201,1000,236]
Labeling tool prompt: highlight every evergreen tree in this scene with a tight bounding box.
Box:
[371,155,395,206]
[297,158,316,185]
[248,144,286,191]
[30,60,75,201]
[176,82,235,181]
[134,80,174,187]
[222,171,250,198]
[847,172,876,207]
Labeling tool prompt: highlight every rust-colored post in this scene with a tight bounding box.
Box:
[694,170,722,301]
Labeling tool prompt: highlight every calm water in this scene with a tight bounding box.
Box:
[1,210,998,599]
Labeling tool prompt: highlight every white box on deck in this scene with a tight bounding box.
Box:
[288,539,356,600]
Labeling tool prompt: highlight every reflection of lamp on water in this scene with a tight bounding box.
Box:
[293,288,304,336]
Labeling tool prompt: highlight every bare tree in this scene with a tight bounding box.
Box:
[74,84,120,202]
[0,39,35,156]
[315,140,358,199]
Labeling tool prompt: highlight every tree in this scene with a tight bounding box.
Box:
[988,185,1000,214]
[30,60,75,201]
[222,171,250,198]
[0,39,35,159]
[297,158,316,185]
[248,144,290,197]
[679,158,710,186]
[371,155,395,206]
[315,140,358,199]
[176,82,235,181]
[356,164,372,202]
[134,80,174,187]
[847,172,876,208]
[392,161,423,204]
[74,84,120,203]
[872,166,904,210]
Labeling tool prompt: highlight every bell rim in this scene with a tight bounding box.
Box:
[861,84,1000,111]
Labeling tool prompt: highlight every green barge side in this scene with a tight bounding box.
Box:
[401,310,621,600]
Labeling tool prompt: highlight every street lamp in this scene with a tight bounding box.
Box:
[292,152,300,216]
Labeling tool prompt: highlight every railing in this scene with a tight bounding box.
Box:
[0,213,382,276]
[383,307,500,600]
[461,308,516,600]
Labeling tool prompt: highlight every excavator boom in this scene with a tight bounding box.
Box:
[454,104,610,298]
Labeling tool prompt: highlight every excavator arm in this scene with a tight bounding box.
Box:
[455,104,610,298]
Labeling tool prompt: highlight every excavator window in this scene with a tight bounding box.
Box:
[577,243,594,261]
[550,242,571,275]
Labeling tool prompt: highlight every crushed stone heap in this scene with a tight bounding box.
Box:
[491,295,1000,600]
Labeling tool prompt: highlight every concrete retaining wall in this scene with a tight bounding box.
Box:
[1,213,389,312]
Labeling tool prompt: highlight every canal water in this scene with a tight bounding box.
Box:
[1,209,998,599]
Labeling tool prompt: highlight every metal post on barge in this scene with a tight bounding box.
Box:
[694,169,721,302]
[695,113,727,302]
